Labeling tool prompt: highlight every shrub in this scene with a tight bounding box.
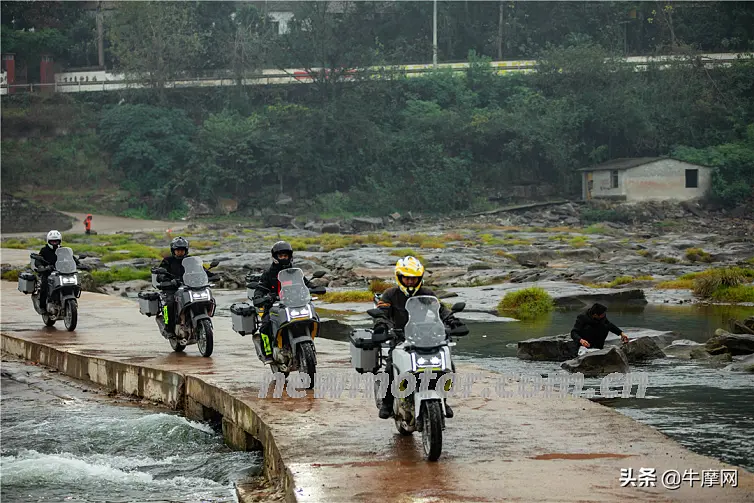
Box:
[496,287,554,320]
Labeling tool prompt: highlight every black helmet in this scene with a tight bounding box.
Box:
[170,236,189,258]
[271,240,293,268]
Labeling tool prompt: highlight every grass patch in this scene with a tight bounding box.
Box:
[685,247,714,263]
[389,249,427,263]
[90,267,151,286]
[636,275,654,281]
[582,224,610,234]
[496,287,554,320]
[658,256,680,264]
[494,250,516,260]
[636,250,651,257]
[656,279,695,289]
[692,267,754,298]
[1,269,23,281]
[369,279,392,294]
[584,276,643,288]
[1,238,46,249]
[318,290,374,303]
[709,285,754,303]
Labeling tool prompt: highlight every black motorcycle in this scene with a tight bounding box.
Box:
[20,247,82,331]
[138,257,220,357]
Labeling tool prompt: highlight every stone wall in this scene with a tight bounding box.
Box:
[1,192,75,233]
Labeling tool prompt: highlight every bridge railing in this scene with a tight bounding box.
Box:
[1,53,750,95]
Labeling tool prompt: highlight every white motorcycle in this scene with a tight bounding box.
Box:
[354,295,467,461]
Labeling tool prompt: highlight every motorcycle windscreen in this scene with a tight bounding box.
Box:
[55,247,78,274]
[181,256,209,288]
[277,268,311,308]
[404,295,446,348]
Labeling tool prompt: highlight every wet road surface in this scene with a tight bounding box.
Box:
[1,281,753,502]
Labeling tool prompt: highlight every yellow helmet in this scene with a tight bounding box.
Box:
[395,256,424,297]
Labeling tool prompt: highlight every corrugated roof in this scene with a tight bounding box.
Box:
[576,157,665,172]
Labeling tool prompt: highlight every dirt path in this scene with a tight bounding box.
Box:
[1,212,189,239]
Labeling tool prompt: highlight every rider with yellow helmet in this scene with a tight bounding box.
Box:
[372,256,466,420]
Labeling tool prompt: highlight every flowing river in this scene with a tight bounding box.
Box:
[0,359,262,503]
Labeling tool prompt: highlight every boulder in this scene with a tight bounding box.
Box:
[722,354,754,373]
[705,329,754,356]
[517,335,579,362]
[349,217,384,232]
[561,347,630,378]
[661,339,703,360]
[729,317,754,335]
[263,214,295,228]
[619,336,666,363]
[321,223,341,234]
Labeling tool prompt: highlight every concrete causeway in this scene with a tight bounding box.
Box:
[1,281,753,502]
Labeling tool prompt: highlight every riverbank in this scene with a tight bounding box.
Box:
[1,282,753,502]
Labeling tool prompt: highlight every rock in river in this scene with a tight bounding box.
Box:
[561,347,630,378]
[705,329,754,356]
[517,335,579,362]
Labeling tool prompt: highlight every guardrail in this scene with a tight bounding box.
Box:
[1,52,750,95]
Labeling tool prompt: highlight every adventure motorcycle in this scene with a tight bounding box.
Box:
[232,268,326,387]
[138,257,220,357]
[352,295,467,461]
[19,247,82,331]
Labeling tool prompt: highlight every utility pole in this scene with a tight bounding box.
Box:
[433,0,438,67]
[97,1,104,68]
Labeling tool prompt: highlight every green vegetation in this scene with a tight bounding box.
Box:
[655,267,754,302]
[1,269,22,282]
[496,287,555,320]
[3,1,754,218]
[318,290,374,303]
[685,248,714,263]
[90,267,152,287]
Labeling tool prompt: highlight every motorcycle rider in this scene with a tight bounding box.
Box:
[371,256,467,420]
[251,241,312,363]
[156,236,190,336]
[36,230,81,308]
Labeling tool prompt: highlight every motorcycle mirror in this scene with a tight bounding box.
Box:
[309,286,326,295]
[209,260,220,268]
[312,270,326,279]
[451,302,466,313]
[366,308,382,318]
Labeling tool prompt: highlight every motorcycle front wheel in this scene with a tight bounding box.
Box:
[421,400,443,461]
[197,319,214,357]
[297,341,316,390]
[64,299,78,331]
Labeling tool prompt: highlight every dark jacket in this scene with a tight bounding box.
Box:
[570,313,623,349]
[38,246,57,267]
[157,255,188,288]
[252,263,312,308]
[373,286,455,331]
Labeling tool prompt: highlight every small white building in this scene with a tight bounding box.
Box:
[578,157,713,202]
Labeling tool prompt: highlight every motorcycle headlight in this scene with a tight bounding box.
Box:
[190,289,211,301]
[412,353,446,371]
[61,275,78,285]
[288,306,311,318]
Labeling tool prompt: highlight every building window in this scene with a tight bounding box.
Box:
[611,170,619,188]
[685,169,698,188]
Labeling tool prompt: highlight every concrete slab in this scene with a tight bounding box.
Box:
[1,280,752,502]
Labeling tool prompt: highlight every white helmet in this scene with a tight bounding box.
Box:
[46,230,62,249]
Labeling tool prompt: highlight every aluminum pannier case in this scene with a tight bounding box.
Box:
[230,302,257,335]
[138,291,161,317]
[349,328,380,374]
[17,272,36,295]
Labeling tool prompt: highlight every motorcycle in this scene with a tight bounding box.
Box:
[352,295,467,461]
[19,247,82,332]
[232,268,327,387]
[138,257,220,357]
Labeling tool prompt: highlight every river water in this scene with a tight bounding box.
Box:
[0,360,262,503]
[452,303,754,472]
